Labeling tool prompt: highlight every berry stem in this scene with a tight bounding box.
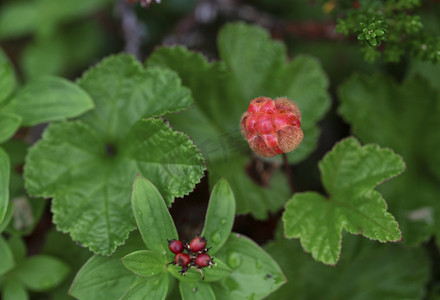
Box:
[282,153,295,194]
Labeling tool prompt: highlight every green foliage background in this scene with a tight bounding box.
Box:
[0,0,439,299]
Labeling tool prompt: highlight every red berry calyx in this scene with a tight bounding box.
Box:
[168,239,184,254]
[240,97,304,158]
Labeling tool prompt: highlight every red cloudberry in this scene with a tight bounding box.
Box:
[240,97,303,157]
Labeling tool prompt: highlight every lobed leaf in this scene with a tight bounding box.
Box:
[147,23,330,218]
[283,137,404,265]
[2,76,94,126]
[338,73,440,246]
[211,233,286,300]
[265,233,430,300]
[78,54,193,141]
[24,54,205,255]
[202,178,236,254]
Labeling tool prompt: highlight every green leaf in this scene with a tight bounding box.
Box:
[179,280,216,300]
[2,280,28,300]
[283,137,404,265]
[119,274,169,300]
[131,176,178,254]
[147,23,330,218]
[0,147,10,223]
[69,234,144,300]
[202,178,235,254]
[0,235,14,275]
[78,54,193,141]
[211,233,286,300]
[24,54,204,255]
[209,155,289,219]
[0,113,21,144]
[13,255,70,292]
[25,121,204,255]
[122,250,167,277]
[0,202,13,233]
[338,73,440,246]
[265,233,430,300]
[8,235,26,264]
[0,48,16,103]
[168,258,231,283]
[2,76,94,126]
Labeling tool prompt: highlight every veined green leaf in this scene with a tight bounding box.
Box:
[122,250,167,277]
[119,274,169,300]
[25,118,204,255]
[131,176,178,255]
[147,23,330,218]
[211,233,286,300]
[283,137,404,265]
[202,178,235,254]
[338,73,440,246]
[2,76,94,126]
[265,233,430,300]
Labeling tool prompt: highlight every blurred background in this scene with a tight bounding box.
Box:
[1,0,440,299]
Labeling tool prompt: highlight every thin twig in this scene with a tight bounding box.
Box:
[282,153,295,195]
[118,0,143,60]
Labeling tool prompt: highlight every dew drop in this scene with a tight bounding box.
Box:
[255,260,262,269]
[220,218,227,225]
[211,231,221,243]
[137,210,143,217]
[227,252,242,269]
[193,287,197,293]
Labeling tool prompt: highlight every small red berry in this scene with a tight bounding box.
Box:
[240,97,303,158]
[168,239,184,254]
[189,236,207,253]
[195,253,212,268]
[174,253,190,267]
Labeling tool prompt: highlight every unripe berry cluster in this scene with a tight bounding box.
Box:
[168,235,214,280]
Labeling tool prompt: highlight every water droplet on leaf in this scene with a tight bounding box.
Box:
[227,252,242,269]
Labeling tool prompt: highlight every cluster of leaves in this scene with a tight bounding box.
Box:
[330,0,440,62]
[69,176,285,299]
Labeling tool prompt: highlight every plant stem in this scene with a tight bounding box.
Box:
[282,153,295,194]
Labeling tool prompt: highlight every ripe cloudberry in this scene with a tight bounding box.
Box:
[174,253,190,267]
[195,253,213,268]
[240,97,303,158]
[168,239,184,254]
[189,236,207,253]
